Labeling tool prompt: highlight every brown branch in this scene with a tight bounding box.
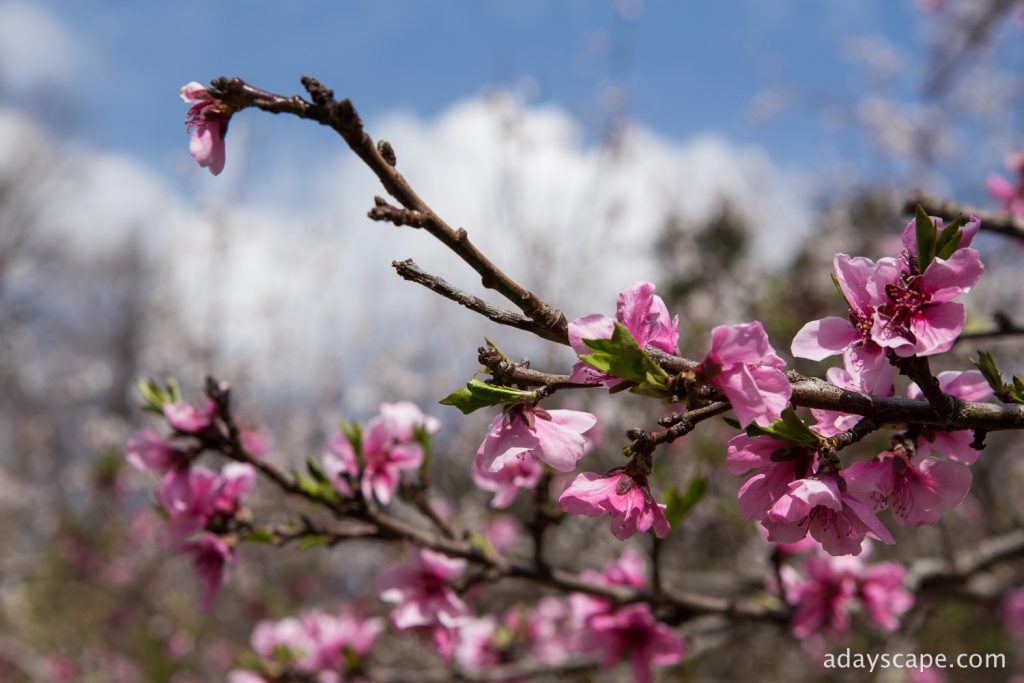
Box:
[904,191,1024,242]
[890,354,958,418]
[392,259,549,338]
[909,528,1024,591]
[208,76,569,345]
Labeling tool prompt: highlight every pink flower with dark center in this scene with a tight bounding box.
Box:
[568,281,679,386]
[908,370,992,464]
[476,404,597,474]
[559,469,670,540]
[696,321,791,427]
[180,82,231,176]
[585,604,684,683]
[726,433,815,521]
[163,399,217,434]
[792,253,897,375]
[987,152,1024,218]
[870,248,984,357]
[762,477,894,556]
[844,450,971,526]
[472,447,543,508]
[377,546,467,630]
[179,532,235,608]
[859,562,913,631]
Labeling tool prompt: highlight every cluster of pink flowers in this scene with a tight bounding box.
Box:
[227,608,383,683]
[322,402,440,505]
[125,399,256,607]
[778,544,913,640]
[180,82,233,176]
[792,213,983,371]
[988,152,1024,218]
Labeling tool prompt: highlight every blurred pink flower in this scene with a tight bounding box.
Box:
[377,546,467,630]
[163,399,217,434]
[586,604,684,683]
[472,443,544,508]
[179,532,235,608]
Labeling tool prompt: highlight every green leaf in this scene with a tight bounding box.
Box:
[934,215,965,260]
[242,527,276,544]
[663,476,707,528]
[293,471,340,504]
[306,456,330,484]
[745,408,819,446]
[298,534,330,550]
[339,419,362,456]
[484,337,509,361]
[972,351,1006,395]
[439,379,533,415]
[915,204,937,272]
[579,321,669,395]
[1012,375,1024,404]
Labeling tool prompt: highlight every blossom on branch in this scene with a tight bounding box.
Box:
[476,404,597,475]
[568,281,679,386]
[696,321,791,427]
[377,546,468,630]
[180,82,232,176]
[907,370,992,463]
[559,469,670,539]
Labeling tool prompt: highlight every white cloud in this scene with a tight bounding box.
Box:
[0,1,97,93]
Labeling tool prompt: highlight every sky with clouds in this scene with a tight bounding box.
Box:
[1,0,1019,412]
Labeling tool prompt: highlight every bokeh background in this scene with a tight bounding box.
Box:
[2,1,1024,681]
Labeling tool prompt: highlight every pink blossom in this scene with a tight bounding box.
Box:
[359,417,423,504]
[476,404,597,474]
[452,616,503,671]
[870,247,984,357]
[377,546,467,630]
[559,469,670,540]
[180,82,230,176]
[585,604,684,683]
[163,399,217,434]
[246,609,383,679]
[792,253,896,371]
[727,433,812,521]
[570,550,649,625]
[179,533,235,608]
[529,597,579,664]
[908,370,992,464]
[762,477,893,556]
[696,321,791,427]
[844,451,971,526]
[859,562,913,631]
[240,428,269,458]
[472,443,543,508]
[568,281,679,386]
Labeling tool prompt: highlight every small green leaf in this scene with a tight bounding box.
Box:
[468,532,493,555]
[915,204,937,271]
[972,351,1006,395]
[1012,375,1024,404]
[744,408,819,446]
[298,534,330,550]
[934,215,965,260]
[439,379,533,415]
[242,527,275,544]
[306,456,330,484]
[663,476,707,528]
[579,321,669,396]
[484,337,509,361]
[339,419,362,456]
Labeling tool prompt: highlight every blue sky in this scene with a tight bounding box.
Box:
[7,1,929,171]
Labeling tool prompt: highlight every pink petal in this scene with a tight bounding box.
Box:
[920,249,984,302]
[791,317,860,360]
[911,302,965,356]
